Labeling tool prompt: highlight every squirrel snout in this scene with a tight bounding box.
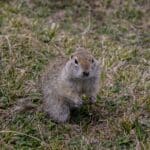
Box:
[83,71,89,77]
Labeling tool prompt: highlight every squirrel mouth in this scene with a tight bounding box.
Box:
[82,75,90,79]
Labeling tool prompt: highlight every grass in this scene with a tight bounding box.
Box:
[0,0,150,149]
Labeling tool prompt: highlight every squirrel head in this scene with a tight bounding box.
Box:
[66,49,100,79]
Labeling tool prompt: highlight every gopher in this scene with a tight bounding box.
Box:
[40,49,100,123]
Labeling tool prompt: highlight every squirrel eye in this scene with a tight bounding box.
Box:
[75,59,78,64]
[92,58,94,63]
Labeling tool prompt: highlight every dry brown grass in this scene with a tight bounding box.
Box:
[0,0,149,149]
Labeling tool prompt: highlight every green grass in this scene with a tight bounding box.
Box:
[0,0,150,149]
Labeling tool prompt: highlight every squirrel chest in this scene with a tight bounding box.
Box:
[70,78,96,95]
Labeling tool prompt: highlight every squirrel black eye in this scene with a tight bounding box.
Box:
[92,58,94,63]
[75,59,78,64]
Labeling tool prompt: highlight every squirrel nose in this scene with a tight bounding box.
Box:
[83,71,89,77]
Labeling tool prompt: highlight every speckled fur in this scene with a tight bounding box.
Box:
[40,49,100,123]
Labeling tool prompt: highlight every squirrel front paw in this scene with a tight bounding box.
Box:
[74,98,83,108]
[89,96,97,104]
[69,97,83,108]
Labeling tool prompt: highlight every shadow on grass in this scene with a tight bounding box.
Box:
[69,104,104,125]
[69,98,123,125]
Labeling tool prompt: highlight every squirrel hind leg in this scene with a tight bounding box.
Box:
[46,102,70,123]
[56,103,70,123]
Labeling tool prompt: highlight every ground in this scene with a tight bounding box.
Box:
[0,0,150,149]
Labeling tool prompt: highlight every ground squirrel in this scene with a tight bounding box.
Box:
[40,49,100,123]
